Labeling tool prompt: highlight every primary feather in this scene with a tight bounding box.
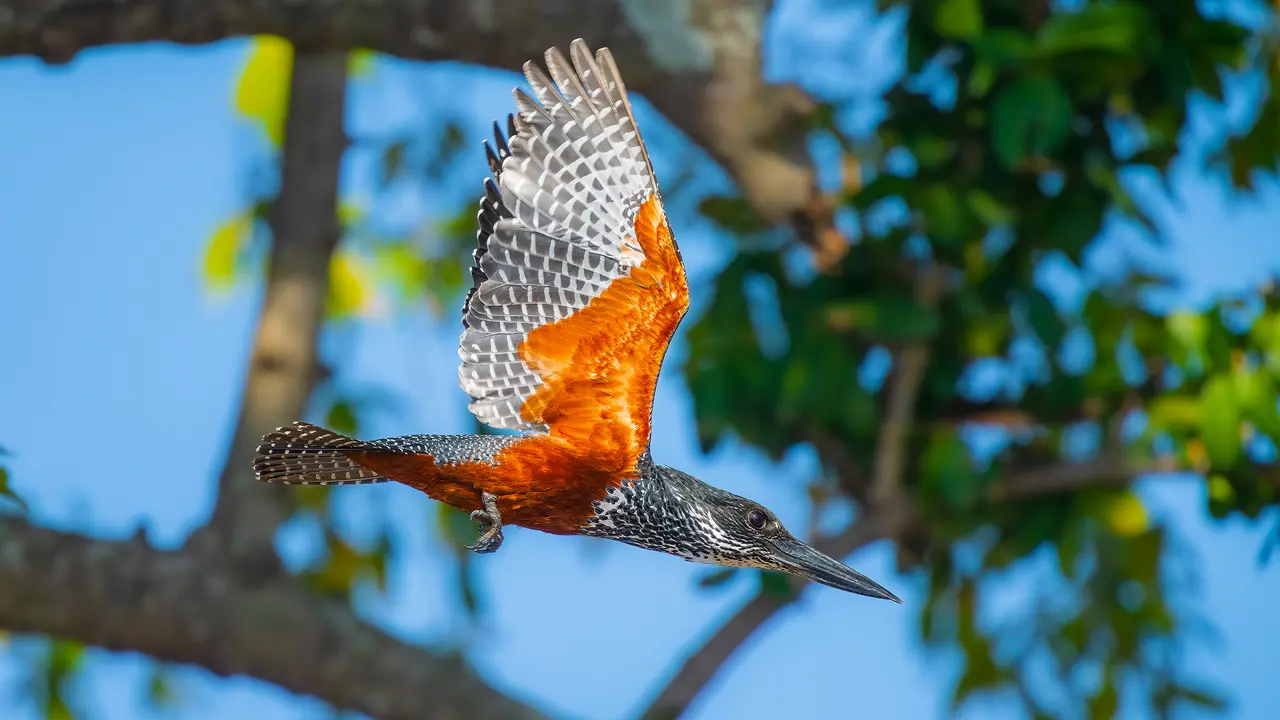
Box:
[459,40,662,433]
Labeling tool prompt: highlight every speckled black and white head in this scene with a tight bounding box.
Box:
[581,455,901,602]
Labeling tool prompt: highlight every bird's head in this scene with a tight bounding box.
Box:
[583,463,901,603]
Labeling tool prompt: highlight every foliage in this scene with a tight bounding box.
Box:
[205,37,475,321]
[0,449,27,514]
[685,1,1278,716]
[11,639,85,720]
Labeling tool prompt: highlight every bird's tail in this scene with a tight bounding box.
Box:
[254,421,390,486]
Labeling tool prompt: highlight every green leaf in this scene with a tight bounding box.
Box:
[918,183,965,240]
[458,555,485,618]
[759,569,795,598]
[33,640,85,720]
[967,190,1014,226]
[437,503,478,550]
[348,49,376,78]
[326,400,359,437]
[1251,311,1280,374]
[1147,396,1201,432]
[934,0,983,40]
[697,567,740,589]
[1083,490,1149,537]
[1056,521,1082,578]
[1089,682,1118,720]
[380,140,407,187]
[968,59,997,98]
[425,121,468,182]
[372,241,430,303]
[912,136,956,169]
[826,297,939,340]
[1167,682,1228,712]
[1037,3,1151,56]
[1233,365,1280,439]
[1166,311,1208,367]
[699,195,770,235]
[953,630,1005,705]
[1199,375,1241,469]
[971,29,1035,68]
[0,466,27,514]
[991,76,1074,168]
[1025,288,1067,349]
[146,664,181,709]
[922,432,980,510]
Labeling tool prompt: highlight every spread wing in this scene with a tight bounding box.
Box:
[458,39,689,465]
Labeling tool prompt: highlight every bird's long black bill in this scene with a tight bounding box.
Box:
[772,537,902,603]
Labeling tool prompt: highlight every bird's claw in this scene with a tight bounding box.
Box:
[465,492,504,554]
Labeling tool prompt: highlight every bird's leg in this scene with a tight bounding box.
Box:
[466,491,504,554]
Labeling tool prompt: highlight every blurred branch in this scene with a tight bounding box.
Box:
[639,517,884,720]
[0,516,547,720]
[991,454,1280,502]
[870,266,944,537]
[0,0,827,236]
[990,452,1168,502]
[189,53,348,571]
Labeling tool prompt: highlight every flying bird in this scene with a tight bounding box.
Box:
[254,39,900,602]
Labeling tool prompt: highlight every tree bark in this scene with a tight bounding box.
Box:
[0,0,820,227]
[0,516,547,720]
[191,51,349,571]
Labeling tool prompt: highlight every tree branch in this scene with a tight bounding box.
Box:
[989,452,1167,502]
[0,516,547,720]
[0,0,824,231]
[988,453,1280,502]
[868,266,944,539]
[640,517,885,720]
[189,52,349,569]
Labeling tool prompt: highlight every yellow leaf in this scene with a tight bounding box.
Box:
[1208,474,1235,504]
[1147,395,1200,430]
[235,36,294,146]
[202,213,253,290]
[338,200,366,229]
[348,50,376,78]
[1080,490,1148,537]
[1103,491,1148,537]
[327,249,374,319]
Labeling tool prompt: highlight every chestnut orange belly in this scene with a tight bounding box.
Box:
[343,433,632,535]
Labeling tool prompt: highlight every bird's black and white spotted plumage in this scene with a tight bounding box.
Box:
[458,39,659,433]
[253,421,517,485]
[580,456,766,568]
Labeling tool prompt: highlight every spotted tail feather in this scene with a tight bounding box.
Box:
[254,421,391,486]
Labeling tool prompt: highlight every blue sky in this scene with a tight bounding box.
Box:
[1,3,1279,719]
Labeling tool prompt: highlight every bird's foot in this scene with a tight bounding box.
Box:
[465,492,504,554]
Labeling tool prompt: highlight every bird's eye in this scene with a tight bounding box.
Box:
[747,509,768,530]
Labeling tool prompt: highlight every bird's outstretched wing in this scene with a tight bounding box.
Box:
[458,39,688,467]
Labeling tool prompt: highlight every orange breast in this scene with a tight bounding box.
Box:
[344,434,620,535]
